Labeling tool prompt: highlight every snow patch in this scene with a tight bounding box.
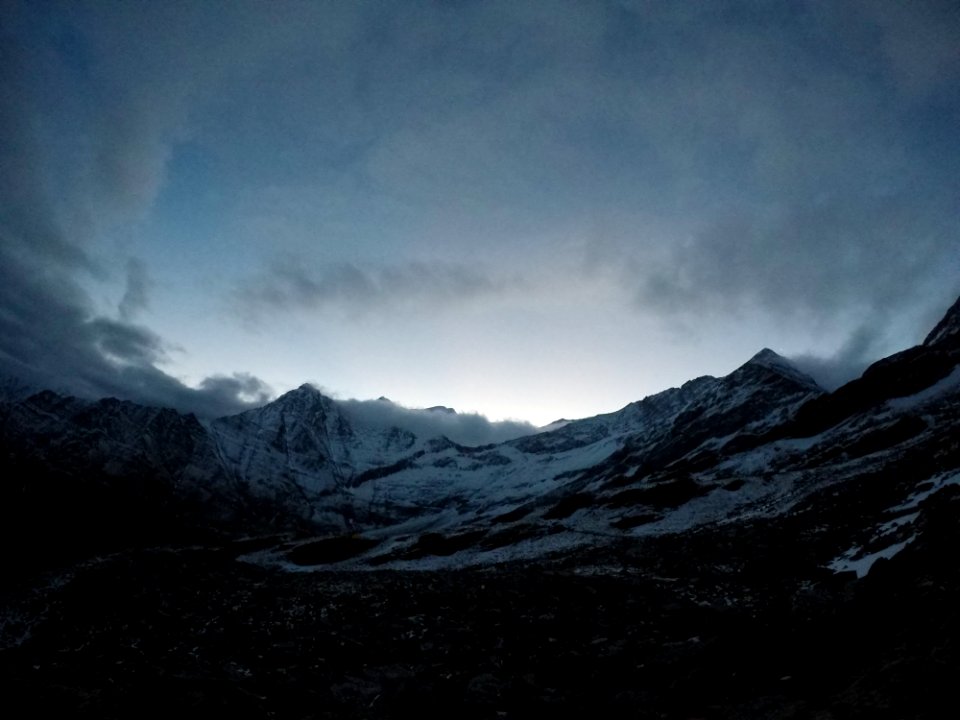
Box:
[887,366,960,410]
[889,472,960,513]
[829,536,916,579]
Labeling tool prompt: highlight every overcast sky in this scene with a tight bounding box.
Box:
[1,0,958,426]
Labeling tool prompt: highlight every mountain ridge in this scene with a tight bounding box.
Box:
[1,296,958,570]
[3,298,960,718]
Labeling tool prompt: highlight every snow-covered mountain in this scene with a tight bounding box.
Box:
[2,295,959,573]
[5,297,959,719]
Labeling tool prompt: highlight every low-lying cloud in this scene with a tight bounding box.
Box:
[337,397,536,447]
[788,324,886,391]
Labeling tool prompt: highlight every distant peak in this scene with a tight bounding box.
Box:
[274,383,327,405]
[426,405,456,415]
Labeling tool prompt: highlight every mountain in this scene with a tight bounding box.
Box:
[2,296,959,717]
[4,302,960,565]
[3,296,957,569]
[0,342,821,553]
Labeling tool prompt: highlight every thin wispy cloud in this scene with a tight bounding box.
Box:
[237,258,515,321]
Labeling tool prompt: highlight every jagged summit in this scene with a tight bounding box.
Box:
[924,294,960,347]
[274,383,330,404]
[747,347,785,365]
[240,383,339,426]
[740,347,822,391]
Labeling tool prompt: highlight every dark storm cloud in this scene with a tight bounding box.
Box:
[338,398,535,447]
[0,16,95,272]
[0,245,271,418]
[238,259,510,320]
[87,317,166,366]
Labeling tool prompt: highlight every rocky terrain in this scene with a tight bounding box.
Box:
[1,295,958,717]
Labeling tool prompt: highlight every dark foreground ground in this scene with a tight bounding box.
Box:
[2,486,957,720]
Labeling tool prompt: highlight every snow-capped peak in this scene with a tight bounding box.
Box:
[270,383,335,410]
[747,347,786,366]
[741,348,822,390]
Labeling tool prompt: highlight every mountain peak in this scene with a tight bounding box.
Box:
[923,294,960,347]
[285,383,322,399]
[271,383,330,408]
[740,348,822,390]
[747,347,785,366]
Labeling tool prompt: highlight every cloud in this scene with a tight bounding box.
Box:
[788,323,887,391]
[193,373,273,412]
[1,0,957,424]
[0,244,272,418]
[0,14,96,272]
[0,3,277,418]
[87,317,166,367]
[237,258,512,320]
[634,195,958,321]
[330,0,958,340]
[337,397,536,447]
[118,258,151,320]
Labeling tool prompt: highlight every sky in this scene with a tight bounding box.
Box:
[1,0,958,429]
